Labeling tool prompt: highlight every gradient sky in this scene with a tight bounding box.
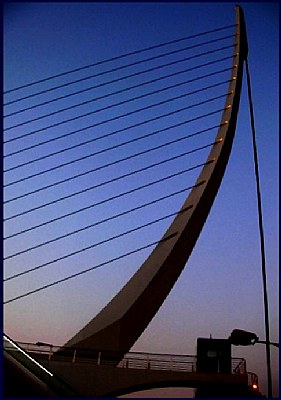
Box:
[3,2,279,397]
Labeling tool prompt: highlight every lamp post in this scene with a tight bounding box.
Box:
[229,329,278,397]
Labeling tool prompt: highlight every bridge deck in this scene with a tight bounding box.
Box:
[37,357,249,397]
[5,338,258,398]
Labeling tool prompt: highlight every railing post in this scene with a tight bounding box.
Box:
[193,357,197,372]
[97,351,101,365]
[169,355,173,371]
[72,349,76,363]
[48,345,53,360]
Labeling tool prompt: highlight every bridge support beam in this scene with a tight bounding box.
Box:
[39,358,248,398]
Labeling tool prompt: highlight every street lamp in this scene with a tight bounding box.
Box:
[229,329,258,346]
[229,329,278,397]
[229,329,279,348]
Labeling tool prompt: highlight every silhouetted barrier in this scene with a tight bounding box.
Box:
[17,340,249,374]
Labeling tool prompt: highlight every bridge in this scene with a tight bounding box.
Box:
[5,335,261,397]
[3,4,271,398]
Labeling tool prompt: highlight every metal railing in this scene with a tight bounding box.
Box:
[5,337,259,394]
[118,352,197,372]
[247,371,259,386]
[16,340,248,375]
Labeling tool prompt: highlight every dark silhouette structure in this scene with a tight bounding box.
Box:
[4,6,261,398]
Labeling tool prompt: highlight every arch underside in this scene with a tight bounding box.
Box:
[102,379,249,399]
[63,6,248,361]
[37,357,248,398]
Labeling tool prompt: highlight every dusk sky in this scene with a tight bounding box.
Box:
[3,2,279,397]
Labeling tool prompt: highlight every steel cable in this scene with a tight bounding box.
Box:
[4,64,231,131]
[4,63,231,119]
[4,120,224,205]
[3,231,181,304]
[4,37,234,110]
[4,48,235,135]
[4,23,235,95]
[4,145,217,252]
[4,59,233,153]
[4,90,229,188]
[4,141,218,221]
[4,178,206,260]
[4,77,230,173]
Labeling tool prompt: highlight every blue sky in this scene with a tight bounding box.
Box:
[3,2,279,397]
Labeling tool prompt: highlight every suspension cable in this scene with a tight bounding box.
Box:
[5,35,234,109]
[4,180,202,260]
[5,149,217,234]
[4,77,230,173]
[4,66,231,133]
[4,101,223,160]
[4,202,197,279]
[4,142,217,221]
[4,44,232,111]
[3,23,236,307]
[4,38,233,109]
[4,23,235,95]
[4,63,231,119]
[4,73,230,143]
[4,91,228,187]
[3,145,220,247]
[4,121,223,205]
[4,76,228,168]
[4,49,234,135]
[3,231,181,304]
[4,59,232,151]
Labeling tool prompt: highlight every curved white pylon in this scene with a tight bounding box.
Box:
[63,6,248,360]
